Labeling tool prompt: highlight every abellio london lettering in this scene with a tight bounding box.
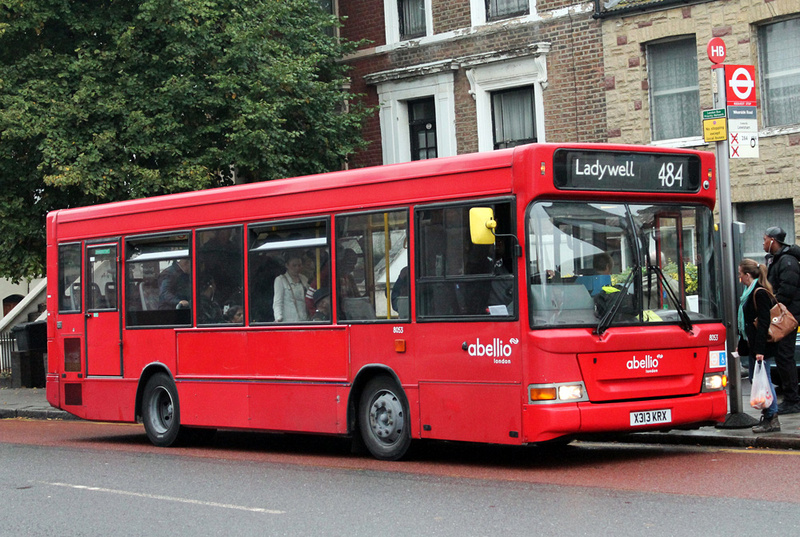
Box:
[468,337,519,364]
[627,353,663,373]
[574,158,636,182]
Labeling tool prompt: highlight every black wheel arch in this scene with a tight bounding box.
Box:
[347,364,405,436]
[135,363,174,423]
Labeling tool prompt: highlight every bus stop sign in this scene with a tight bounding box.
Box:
[707,37,726,64]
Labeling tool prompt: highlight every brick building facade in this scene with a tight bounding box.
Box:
[338,0,607,168]
[597,0,800,255]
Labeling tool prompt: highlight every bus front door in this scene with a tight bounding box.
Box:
[85,243,122,377]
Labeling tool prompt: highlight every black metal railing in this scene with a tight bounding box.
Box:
[0,331,15,377]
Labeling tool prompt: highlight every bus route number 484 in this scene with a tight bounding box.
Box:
[659,162,683,188]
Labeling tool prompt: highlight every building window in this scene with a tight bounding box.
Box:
[409,98,437,160]
[759,18,800,128]
[317,0,336,37]
[384,0,430,44]
[491,87,536,149]
[464,48,549,152]
[647,38,701,142]
[369,67,456,164]
[399,0,426,39]
[486,0,528,21]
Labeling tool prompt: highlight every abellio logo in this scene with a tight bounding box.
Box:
[467,337,519,364]
[626,353,663,373]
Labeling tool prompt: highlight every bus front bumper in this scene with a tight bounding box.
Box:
[522,390,728,443]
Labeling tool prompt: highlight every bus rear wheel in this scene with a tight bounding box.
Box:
[142,373,182,447]
[359,376,411,461]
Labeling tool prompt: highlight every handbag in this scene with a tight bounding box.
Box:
[753,288,799,343]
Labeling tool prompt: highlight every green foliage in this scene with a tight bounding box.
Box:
[664,260,698,295]
[0,0,372,281]
[611,260,698,295]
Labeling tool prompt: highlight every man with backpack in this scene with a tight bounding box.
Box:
[763,226,800,414]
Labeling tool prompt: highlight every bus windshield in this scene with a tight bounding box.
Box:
[527,201,721,329]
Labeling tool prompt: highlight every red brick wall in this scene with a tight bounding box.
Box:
[542,16,606,143]
[433,0,472,34]
[339,0,386,48]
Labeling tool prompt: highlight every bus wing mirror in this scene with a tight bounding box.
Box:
[469,207,496,245]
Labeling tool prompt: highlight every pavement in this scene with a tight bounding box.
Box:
[1,379,799,450]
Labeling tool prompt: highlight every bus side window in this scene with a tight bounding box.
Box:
[248,219,330,324]
[335,210,409,322]
[125,234,192,327]
[196,226,244,325]
[416,200,515,319]
[58,243,82,313]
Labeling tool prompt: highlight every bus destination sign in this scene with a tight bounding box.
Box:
[553,149,701,193]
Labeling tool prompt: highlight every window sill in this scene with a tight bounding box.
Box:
[649,136,706,149]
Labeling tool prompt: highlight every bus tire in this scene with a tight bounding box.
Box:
[142,372,182,447]
[359,376,411,461]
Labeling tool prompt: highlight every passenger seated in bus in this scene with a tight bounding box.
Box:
[273,253,309,322]
[311,287,332,321]
[224,304,244,324]
[391,266,409,313]
[576,252,613,296]
[198,276,224,324]
[338,248,360,298]
[304,250,330,318]
[486,241,514,315]
[158,258,191,309]
[250,250,284,322]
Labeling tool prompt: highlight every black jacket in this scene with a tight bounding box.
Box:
[766,244,800,317]
[741,283,778,358]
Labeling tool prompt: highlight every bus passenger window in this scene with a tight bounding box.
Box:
[197,226,244,325]
[125,234,192,327]
[416,201,515,320]
[248,219,330,324]
[58,243,82,313]
[335,210,409,322]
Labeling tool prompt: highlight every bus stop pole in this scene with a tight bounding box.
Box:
[712,64,758,427]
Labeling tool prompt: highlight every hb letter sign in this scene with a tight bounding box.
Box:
[707,37,726,64]
[725,65,757,107]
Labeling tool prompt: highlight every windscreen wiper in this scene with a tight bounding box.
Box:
[596,264,639,336]
[648,265,693,332]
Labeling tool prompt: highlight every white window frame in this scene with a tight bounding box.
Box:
[374,69,457,164]
[469,0,536,27]
[758,17,800,129]
[465,51,548,152]
[384,0,433,45]
[646,37,703,147]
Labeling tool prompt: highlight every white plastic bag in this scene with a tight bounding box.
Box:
[750,361,774,410]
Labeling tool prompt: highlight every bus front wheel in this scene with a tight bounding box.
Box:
[142,373,182,447]
[359,376,411,461]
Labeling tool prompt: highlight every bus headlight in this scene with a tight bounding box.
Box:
[529,382,588,404]
[702,373,727,392]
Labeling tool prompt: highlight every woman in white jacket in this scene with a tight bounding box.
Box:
[273,253,309,322]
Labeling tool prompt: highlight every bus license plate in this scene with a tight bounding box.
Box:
[630,409,671,427]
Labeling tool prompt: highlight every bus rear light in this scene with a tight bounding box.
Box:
[529,382,588,404]
[702,373,727,392]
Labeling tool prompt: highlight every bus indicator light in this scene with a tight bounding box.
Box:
[394,339,406,353]
[530,387,557,401]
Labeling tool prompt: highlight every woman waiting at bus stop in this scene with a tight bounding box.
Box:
[737,258,781,433]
